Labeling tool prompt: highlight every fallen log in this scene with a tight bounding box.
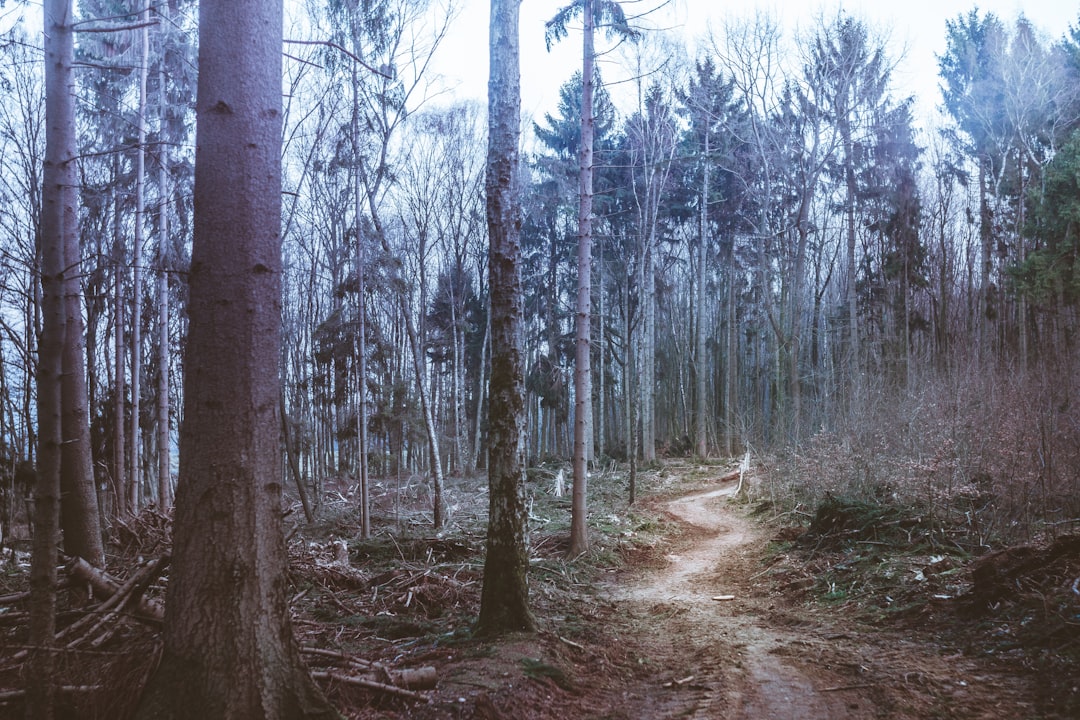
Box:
[65,556,166,622]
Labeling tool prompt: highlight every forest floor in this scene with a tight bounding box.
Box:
[1,460,1078,719]
[284,461,1078,719]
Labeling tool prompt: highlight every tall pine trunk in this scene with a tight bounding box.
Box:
[569,0,595,557]
[694,129,709,458]
[29,1,74,714]
[155,31,171,508]
[476,0,536,635]
[134,0,334,715]
[129,10,149,511]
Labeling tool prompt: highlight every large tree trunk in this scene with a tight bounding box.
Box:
[134,0,335,716]
[568,0,595,558]
[475,0,536,636]
[29,2,74,715]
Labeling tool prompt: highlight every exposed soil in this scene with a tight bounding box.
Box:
[1,464,1074,719]
[327,467,1060,719]
[590,474,1047,720]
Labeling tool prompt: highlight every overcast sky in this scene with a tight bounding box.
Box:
[432,0,1080,129]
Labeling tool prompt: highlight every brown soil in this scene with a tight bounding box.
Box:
[330,470,1055,719]
[1,466,1071,719]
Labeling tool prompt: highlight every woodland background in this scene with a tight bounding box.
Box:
[1,0,1079,547]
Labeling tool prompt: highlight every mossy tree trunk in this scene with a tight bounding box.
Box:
[476,0,536,637]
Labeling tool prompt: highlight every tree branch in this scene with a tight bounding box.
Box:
[283,39,392,79]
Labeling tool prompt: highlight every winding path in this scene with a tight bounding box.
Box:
[609,478,876,719]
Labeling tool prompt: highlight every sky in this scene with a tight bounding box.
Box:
[431,0,1080,129]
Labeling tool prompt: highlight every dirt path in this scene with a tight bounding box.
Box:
[606,477,877,718]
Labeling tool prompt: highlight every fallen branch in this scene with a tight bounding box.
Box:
[301,646,436,690]
[820,683,875,692]
[312,670,430,701]
[0,685,102,703]
[558,635,585,651]
[66,556,166,621]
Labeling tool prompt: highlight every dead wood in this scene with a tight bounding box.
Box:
[65,555,166,621]
[311,670,431,701]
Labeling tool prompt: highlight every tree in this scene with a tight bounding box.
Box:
[475,0,536,637]
[546,0,637,557]
[809,12,892,382]
[939,10,1008,358]
[28,2,76,714]
[133,0,336,715]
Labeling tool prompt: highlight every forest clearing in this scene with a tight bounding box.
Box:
[1,459,1076,719]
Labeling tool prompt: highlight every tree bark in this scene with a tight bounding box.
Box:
[58,0,105,564]
[112,178,127,517]
[569,0,595,558]
[695,128,709,458]
[29,2,74,715]
[134,0,336,716]
[350,62,370,538]
[129,8,149,512]
[476,0,536,636]
[155,17,171,509]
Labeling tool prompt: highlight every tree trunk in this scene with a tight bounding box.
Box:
[641,243,656,462]
[475,0,536,635]
[134,0,335,716]
[351,63,370,538]
[56,1,104,564]
[403,299,445,529]
[112,179,127,517]
[695,129,709,458]
[29,2,74,714]
[155,26,171,509]
[129,10,149,512]
[568,0,595,558]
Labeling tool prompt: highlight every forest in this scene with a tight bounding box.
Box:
[2,0,1080,717]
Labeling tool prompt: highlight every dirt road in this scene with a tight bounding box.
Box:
[606,477,875,718]
[600,475,1039,720]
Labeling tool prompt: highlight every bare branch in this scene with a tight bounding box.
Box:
[283,38,392,79]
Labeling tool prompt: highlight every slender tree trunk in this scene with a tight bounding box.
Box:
[351,63,370,538]
[129,10,149,511]
[134,0,334,715]
[30,1,75,715]
[57,1,103,565]
[641,244,656,462]
[724,252,737,456]
[403,303,445,529]
[568,0,595,558]
[695,131,709,458]
[112,182,127,516]
[597,240,605,459]
[476,0,536,635]
[471,306,490,472]
[843,125,859,386]
[156,42,171,508]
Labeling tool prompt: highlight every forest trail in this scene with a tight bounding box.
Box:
[590,470,1049,720]
[606,475,876,718]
